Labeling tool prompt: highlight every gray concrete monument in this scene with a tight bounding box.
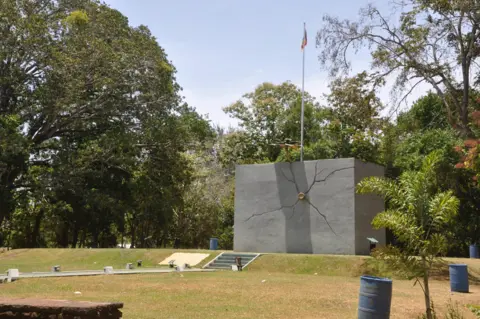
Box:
[234,158,385,255]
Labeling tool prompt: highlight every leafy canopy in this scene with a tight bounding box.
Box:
[357,151,459,319]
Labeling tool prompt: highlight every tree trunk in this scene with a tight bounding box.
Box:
[0,194,9,228]
[30,209,45,248]
[0,165,23,227]
[60,222,69,248]
[91,229,99,248]
[79,230,86,248]
[461,58,471,137]
[130,225,136,249]
[422,257,433,319]
[71,226,79,248]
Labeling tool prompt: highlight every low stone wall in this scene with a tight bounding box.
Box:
[0,298,123,318]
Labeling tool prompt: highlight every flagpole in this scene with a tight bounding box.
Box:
[300,22,306,162]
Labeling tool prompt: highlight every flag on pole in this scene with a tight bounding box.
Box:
[301,27,307,50]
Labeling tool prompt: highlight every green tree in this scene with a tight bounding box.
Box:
[317,0,480,136]
[397,93,449,132]
[0,0,212,248]
[223,82,321,162]
[357,151,459,319]
[169,137,234,249]
[394,129,460,171]
[389,92,478,255]
[218,129,267,174]
[323,72,386,163]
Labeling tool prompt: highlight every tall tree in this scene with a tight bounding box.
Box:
[223,82,321,162]
[0,0,212,248]
[323,72,386,163]
[317,0,480,136]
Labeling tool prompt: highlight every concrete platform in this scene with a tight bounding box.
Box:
[15,268,215,279]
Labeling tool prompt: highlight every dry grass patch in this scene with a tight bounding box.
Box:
[0,272,478,318]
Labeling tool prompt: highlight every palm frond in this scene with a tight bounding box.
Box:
[420,150,442,188]
[427,191,459,231]
[397,171,426,210]
[372,209,423,245]
[356,176,401,202]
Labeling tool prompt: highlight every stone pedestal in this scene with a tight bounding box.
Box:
[0,298,123,318]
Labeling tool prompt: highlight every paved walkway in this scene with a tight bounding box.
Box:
[16,268,215,279]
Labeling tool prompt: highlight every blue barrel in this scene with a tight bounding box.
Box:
[449,264,469,293]
[209,238,218,250]
[358,276,392,319]
[469,244,479,259]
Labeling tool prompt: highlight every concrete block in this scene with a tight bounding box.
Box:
[103,266,113,274]
[234,158,385,255]
[7,269,19,281]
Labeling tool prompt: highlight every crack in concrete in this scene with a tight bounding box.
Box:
[286,199,300,220]
[244,201,299,222]
[244,161,354,236]
[305,197,337,235]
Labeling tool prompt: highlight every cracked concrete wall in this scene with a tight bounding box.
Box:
[234,158,385,255]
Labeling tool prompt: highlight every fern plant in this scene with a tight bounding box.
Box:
[357,151,459,319]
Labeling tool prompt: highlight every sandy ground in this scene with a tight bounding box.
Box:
[0,272,478,318]
[158,252,210,266]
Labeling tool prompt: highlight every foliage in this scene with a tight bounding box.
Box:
[223,82,322,163]
[2,0,480,255]
[387,92,480,252]
[394,129,460,171]
[0,0,218,249]
[220,75,386,167]
[322,72,386,163]
[316,0,480,136]
[444,302,466,319]
[397,93,450,132]
[415,301,466,319]
[169,148,234,249]
[357,151,459,319]
[468,305,480,318]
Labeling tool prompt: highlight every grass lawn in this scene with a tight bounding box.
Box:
[0,272,479,318]
[0,249,220,272]
[0,249,479,318]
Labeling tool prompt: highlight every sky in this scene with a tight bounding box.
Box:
[103,0,429,127]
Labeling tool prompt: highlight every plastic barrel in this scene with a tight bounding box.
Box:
[469,244,479,259]
[209,238,218,250]
[449,264,469,293]
[358,276,392,319]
